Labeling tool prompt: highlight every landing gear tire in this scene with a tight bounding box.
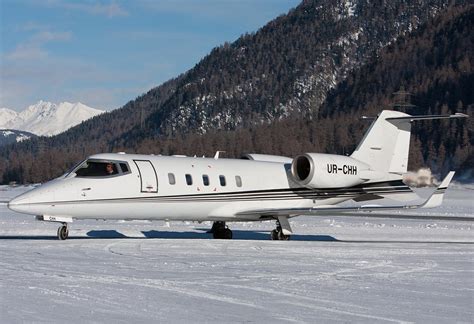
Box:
[271,229,279,240]
[211,222,233,239]
[270,219,290,240]
[213,228,233,239]
[207,221,225,233]
[270,229,290,241]
[57,224,69,240]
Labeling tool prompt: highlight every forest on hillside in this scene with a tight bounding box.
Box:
[103,4,474,178]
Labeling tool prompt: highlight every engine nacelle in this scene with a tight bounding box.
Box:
[291,153,370,188]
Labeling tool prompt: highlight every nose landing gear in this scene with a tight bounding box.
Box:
[36,216,73,240]
[57,223,69,240]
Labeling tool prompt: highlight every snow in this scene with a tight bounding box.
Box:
[0,100,104,136]
[15,133,30,142]
[0,185,473,322]
[1,130,14,137]
[0,108,18,126]
[0,130,32,144]
[336,0,357,20]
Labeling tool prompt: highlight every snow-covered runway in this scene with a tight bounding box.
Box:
[1,186,473,323]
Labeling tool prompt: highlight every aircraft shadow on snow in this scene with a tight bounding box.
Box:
[88,229,339,242]
[0,230,472,244]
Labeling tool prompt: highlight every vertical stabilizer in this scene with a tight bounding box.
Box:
[351,110,468,174]
[351,110,411,174]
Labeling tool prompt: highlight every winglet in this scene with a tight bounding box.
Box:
[420,171,455,208]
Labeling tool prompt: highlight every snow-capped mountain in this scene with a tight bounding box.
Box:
[0,101,104,136]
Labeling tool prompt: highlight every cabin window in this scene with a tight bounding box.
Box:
[202,175,210,186]
[119,163,129,173]
[185,174,193,186]
[235,176,242,187]
[219,175,226,186]
[168,173,176,185]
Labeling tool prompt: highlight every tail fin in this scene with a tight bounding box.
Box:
[351,110,468,174]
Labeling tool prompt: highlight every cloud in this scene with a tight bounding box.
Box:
[1,25,76,109]
[5,45,48,61]
[4,30,72,61]
[38,0,128,18]
[31,31,72,42]
[0,49,157,111]
[18,21,51,32]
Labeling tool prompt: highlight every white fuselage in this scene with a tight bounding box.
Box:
[8,153,353,222]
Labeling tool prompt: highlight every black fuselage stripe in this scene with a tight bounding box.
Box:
[144,186,410,200]
[144,188,412,200]
[141,188,411,200]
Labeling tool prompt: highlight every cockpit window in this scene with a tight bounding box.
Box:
[65,159,86,176]
[71,159,130,178]
[119,163,129,173]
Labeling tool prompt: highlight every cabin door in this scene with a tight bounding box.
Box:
[134,160,158,193]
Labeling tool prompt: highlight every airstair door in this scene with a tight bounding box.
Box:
[134,160,158,193]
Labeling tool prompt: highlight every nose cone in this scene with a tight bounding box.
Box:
[7,183,56,215]
[8,194,35,214]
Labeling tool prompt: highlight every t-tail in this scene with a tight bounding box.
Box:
[350,110,468,176]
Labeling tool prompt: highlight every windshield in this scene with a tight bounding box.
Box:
[63,159,87,178]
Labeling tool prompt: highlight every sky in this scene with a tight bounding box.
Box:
[0,0,298,112]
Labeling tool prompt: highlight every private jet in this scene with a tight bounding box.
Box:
[6,110,468,240]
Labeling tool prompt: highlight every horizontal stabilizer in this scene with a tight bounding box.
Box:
[386,113,468,122]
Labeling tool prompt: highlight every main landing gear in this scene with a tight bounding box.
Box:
[208,221,233,239]
[208,218,293,240]
[57,223,69,240]
[270,218,292,241]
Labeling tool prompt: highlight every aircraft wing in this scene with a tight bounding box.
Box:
[236,172,455,217]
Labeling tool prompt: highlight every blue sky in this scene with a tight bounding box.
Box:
[0,0,298,111]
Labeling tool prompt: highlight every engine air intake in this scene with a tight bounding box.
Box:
[293,155,311,181]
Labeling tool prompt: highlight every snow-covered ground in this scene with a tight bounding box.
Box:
[0,185,473,323]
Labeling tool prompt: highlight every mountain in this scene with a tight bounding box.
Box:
[318,4,473,176]
[0,101,104,136]
[124,0,450,140]
[0,0,472,184]
[0,108,18,126]
[0,129,37,146]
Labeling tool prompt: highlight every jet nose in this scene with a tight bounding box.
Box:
[6,182,59,215]
[7,196,32,214]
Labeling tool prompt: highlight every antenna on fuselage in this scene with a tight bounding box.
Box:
[214,151,226,160]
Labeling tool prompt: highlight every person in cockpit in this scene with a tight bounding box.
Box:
[105,163,116,175]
